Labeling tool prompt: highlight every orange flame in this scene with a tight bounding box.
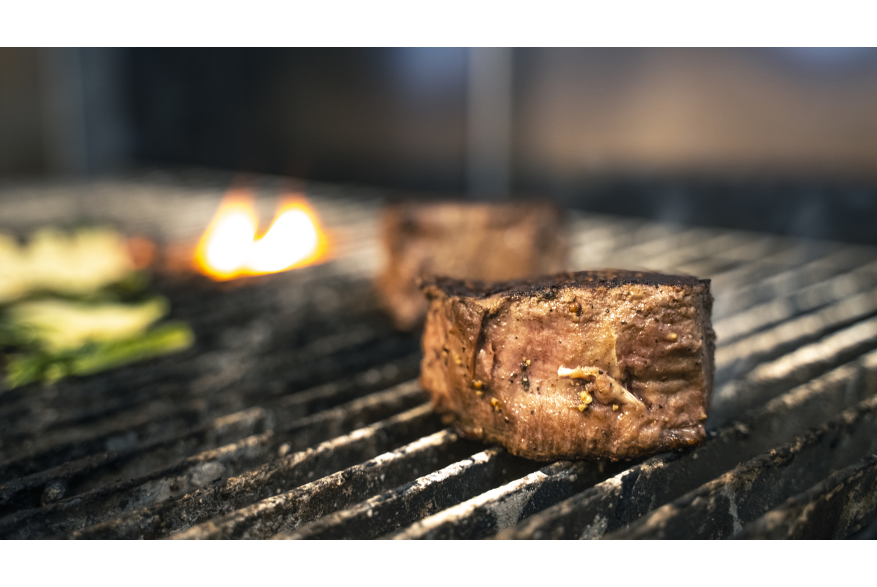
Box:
[194,190,329,280]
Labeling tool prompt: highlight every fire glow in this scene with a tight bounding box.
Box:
[194,191,328,280]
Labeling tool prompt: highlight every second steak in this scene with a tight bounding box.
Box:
[377,201,568,330]
[420,270,715,461]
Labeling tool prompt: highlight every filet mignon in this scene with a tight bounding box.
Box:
[419,270,715,460]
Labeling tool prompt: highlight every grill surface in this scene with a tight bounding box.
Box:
[1,174,877,539]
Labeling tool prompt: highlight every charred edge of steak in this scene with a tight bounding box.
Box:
[420,270,709,301]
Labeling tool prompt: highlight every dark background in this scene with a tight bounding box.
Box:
[1,48,877,242]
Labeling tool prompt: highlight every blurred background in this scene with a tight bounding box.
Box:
[1,47,876,242]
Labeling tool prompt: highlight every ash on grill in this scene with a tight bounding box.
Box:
[1,176,877,540]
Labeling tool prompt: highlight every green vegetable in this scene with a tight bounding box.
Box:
[6,297,169,353]
[4,322,194,389]
[0,227,136,303]
[0,226,195,390]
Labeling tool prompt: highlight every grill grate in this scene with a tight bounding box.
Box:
[1,175,877,539]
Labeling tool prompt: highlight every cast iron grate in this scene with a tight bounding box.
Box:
[1,174,876,539]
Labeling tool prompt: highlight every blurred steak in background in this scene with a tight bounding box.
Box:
[376,201,568,330]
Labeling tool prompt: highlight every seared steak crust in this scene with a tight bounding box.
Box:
[419,270,715,461]
[377,201,567,330]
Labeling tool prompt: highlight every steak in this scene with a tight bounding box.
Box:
[376,201,567,330]
[419,270,715,461]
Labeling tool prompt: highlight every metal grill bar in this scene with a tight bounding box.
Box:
[1,398,438,539]
[715,286,877,385]
[390,459,617,540]
[735,453,877,539]
[170,430,483,539]
[65,404,439,539]
[276,447,539,540]
[0,353,419,483]
[606,395,877,539]
[0,374,423,517]
[0,324,417,465]
[714,260,877,344]
[713,316,877,424]
[710,247,874,320]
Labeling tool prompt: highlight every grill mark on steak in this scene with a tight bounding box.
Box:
[419,270,715,461]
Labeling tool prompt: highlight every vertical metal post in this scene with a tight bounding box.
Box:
[466,47,512,198]
[39,48,89,175]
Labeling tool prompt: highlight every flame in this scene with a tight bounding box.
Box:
[194,190,328,280]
